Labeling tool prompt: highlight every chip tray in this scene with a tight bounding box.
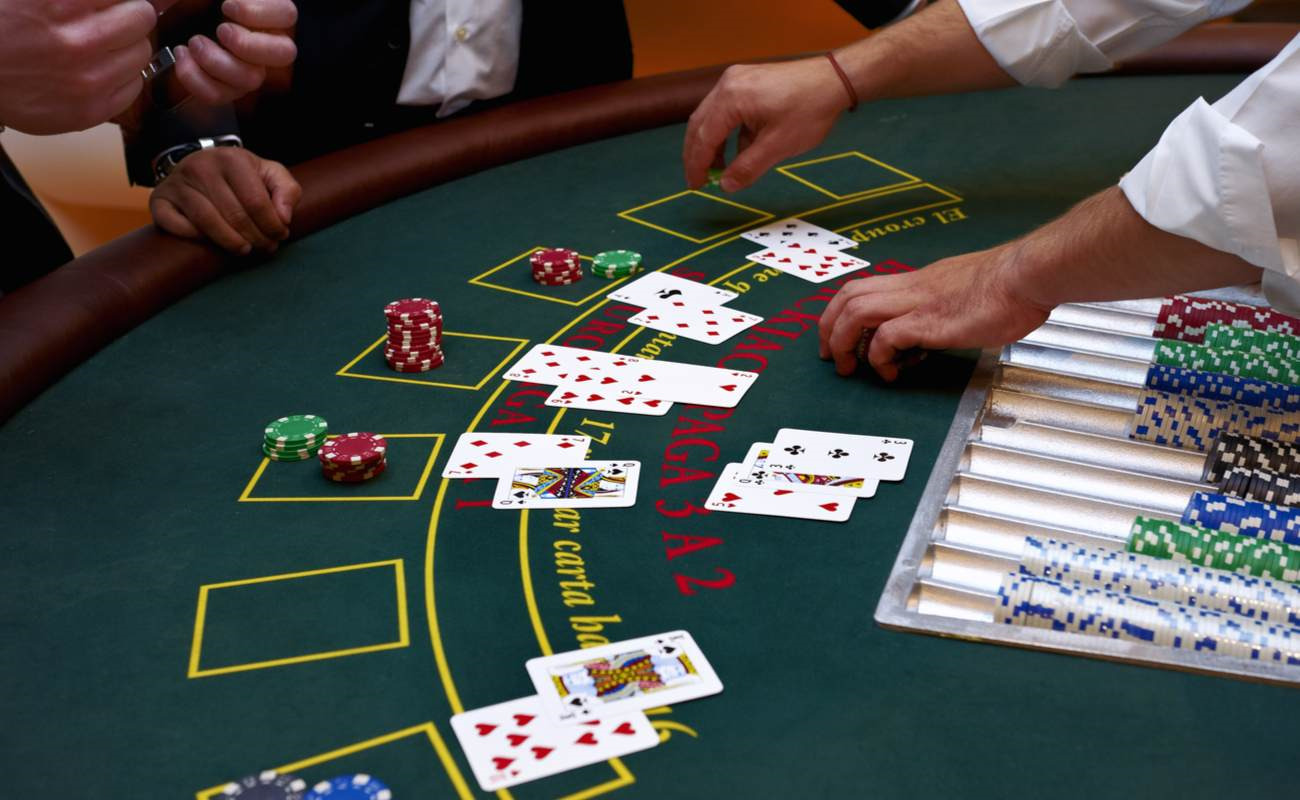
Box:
[874,284,1300,686]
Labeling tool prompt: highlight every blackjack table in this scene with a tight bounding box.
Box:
[2,24,1298,800]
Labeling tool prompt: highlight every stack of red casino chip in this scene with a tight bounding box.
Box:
[317,432,388,483]
[530,248,583,286]
[384,298,444,372]
[1154,295,1300,344]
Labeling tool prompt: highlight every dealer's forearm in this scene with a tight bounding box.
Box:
[835,0,1017,104]
[1006,186,1263,309]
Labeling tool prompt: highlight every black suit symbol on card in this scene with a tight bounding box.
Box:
[874,452,895,462]
[655,289,683,300]
[783,445,804,455]
[827,449,849,459]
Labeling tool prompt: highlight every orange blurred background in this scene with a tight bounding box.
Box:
[0,0,870,256]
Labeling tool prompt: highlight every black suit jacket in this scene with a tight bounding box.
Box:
[126,1,633,180]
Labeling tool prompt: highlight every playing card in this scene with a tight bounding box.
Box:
[505,345,759,408]
[526,630,723,724]
[705,463,855,521]
[629,304,763,345]
[546,384,672,416]
[504,345,649,386]
[746,245,872,284]
[740,217,857,251]
[442,432,591,479]
[450,695,658,792]
[607,272,737,309]
[740,442,877,498]
[492,461,641,509]
[768,428,913,481]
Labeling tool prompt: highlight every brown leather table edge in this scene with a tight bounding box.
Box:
[0,23,1295,424]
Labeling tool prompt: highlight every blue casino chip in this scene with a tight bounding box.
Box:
[305,774,392,800]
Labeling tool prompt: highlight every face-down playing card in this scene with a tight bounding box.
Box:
[492,461,641,509]
[526,630,723,724]
[706,463,855,521]
[450,695,658,791]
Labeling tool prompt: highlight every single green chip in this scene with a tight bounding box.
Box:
[265,414,329,443]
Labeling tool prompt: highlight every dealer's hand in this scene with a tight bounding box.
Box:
[818,244,1051,381]
[150,146,300,255]
[682,57,849,193]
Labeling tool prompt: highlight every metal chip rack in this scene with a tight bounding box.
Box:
[874,285,1300,686]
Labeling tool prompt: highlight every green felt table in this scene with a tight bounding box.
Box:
[4,71,1298,799]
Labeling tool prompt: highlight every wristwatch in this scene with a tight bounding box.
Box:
[152,134,244,183]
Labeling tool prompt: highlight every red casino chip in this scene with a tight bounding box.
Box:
[318,432,387,465]
[384,297,441,322]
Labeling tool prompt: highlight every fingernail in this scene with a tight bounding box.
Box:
[217,22,233,38]
[720,177,738,192]
[189,35,203,50]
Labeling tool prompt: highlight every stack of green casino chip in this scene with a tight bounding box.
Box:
[1154,340,1300,385]
[590,250,642,280]
[263,414,329,461]
[1203,322,1300,362]
[1128,516,1300,584]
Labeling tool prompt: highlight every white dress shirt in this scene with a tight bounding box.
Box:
[398,0,524,117]
[956,0,1300,311]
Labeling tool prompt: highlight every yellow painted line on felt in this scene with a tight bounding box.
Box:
[193,722,474,800]
[776,151,922,200]
[616,190,774,243]
[425,378,513,716]
[338,332,530,390]
[427,161,958,798]
[188,560,409,678]
[238,434,444,503]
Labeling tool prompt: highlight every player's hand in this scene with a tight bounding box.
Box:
[818,245,1053,381]
[150,146,301,256]
[172,0,298,105]
[0,0,185,134]
[683,57,849,192]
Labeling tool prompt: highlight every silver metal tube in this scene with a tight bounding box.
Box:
[986,387,1134,439]
[974,419,1207,483]
[1001,342,1151,386]
[1022,322,1159,361]
[1048,304,1158,337]
[995,363,1142,411]
[947,473,1175,539]
[961,442,1202,514]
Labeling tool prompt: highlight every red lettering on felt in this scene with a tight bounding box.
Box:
[673,567,737,596]
[654,498,711,519]
[670,414,727,438]
[664,437,721,464]
[659,464,716,487]
[503,387,550,409]
[490,408,540,427]
[662,532,724,561]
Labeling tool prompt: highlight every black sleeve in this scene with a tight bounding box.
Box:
[122,101,242,187]
[120,0,238,187]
